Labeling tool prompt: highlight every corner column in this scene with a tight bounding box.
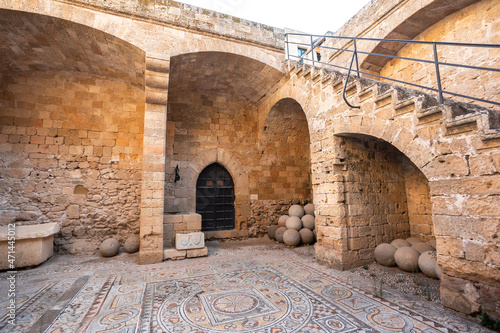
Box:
[139,57,170,264]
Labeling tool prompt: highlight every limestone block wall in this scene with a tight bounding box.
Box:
[378,0,500,108]
[67,0,284,50]
[0,71,145,254]
[165,92,258,212]
[341,136,410,253]
[403,158,433,241]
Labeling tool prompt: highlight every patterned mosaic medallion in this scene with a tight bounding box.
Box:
[154,270,313,332]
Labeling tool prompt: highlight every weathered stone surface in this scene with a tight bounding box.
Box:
[186,247,208,258]
[163,248,186,260]
[374,243,397,266]
[100,238,120,257]
[304,203,315,215]
[301,214,315,230]
[124,236,140,253]
[267,225,279,240]
[299,228,315,245]
[0,223,60,269]
[391,239,411,248]
[175,232,204,250]
[412,242,435,254]
[288,205,305,218]
[278,215,289,228]
[418,251,439,279]
[441,274,481,315]
[394,247,420,272]
[286,216,303,231]
[435,263,442,280]
[283,229,300,246]
[406,237,421,245]
[275,227,287,243]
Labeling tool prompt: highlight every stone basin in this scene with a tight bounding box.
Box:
[0,223,60,270]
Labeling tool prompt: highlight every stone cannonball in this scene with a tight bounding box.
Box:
[418,251,439,279]
[299,228,315,245]
[267,225,279,240]
[394,247,420,272]
[286,216,303,231]
[288,205,305,218]
[428,239,437,249]
[283,229,301,247]
[435,263,442,280]
[412,242,435,254]
[100,238,120,257]
[406,237,421,245]
[275,227,287,243]
[303,203,315,216]
[374,243,397,267]
[278,215,289,228]
[301,214,315,230]
[391,239,411,248]
[124,236,140,254]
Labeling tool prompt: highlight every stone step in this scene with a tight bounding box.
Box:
[285,60,500,142]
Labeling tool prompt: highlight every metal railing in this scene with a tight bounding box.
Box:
[285,33,500,109]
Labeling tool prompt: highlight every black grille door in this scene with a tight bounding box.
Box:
[196,163,235,231]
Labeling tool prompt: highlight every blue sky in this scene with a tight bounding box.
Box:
[178,0,371,35]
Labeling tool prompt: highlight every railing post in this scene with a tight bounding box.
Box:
[353,38,360,77]
[433,43,444,104]
[311,35,315,66]
[286,33,289,61]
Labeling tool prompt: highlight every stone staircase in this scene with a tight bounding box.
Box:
[286,60,500,141]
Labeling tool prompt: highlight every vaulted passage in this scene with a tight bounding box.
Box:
[163,51,288,242]
[315,134,433,270]
[0,9,145,254]
[196,163,235,232]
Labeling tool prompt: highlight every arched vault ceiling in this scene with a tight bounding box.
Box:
[0,9,145,88]
[361,0,479,72]
[168,52,285,104]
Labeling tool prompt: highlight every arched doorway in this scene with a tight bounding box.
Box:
[196,163,235,231]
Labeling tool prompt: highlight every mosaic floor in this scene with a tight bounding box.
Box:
[0,241,489,332]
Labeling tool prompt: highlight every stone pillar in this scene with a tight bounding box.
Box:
[139,57,170,265]
[314,173,349,270]
[311,135,350,270]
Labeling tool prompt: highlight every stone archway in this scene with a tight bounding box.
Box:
[0,9,146,255]
[313,133,433,270]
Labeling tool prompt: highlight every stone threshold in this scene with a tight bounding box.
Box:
[163,247,208,260]
[204,230,248,240]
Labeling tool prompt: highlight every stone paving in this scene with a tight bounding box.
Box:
[0,239,490,332]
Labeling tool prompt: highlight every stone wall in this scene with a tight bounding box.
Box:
[379,0,500,108]
[342,136,410,254]
[67,0,285,50]
[0,70,145,254]
[403,158,433,241]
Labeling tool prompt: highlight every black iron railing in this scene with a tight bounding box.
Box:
[285,33,500,109]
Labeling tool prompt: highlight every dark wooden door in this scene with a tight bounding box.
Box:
[196,163,235,231]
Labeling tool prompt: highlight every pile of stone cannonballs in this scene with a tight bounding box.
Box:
[374,237,441,279]
[99,236,140,257]
[267,203,316,247]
